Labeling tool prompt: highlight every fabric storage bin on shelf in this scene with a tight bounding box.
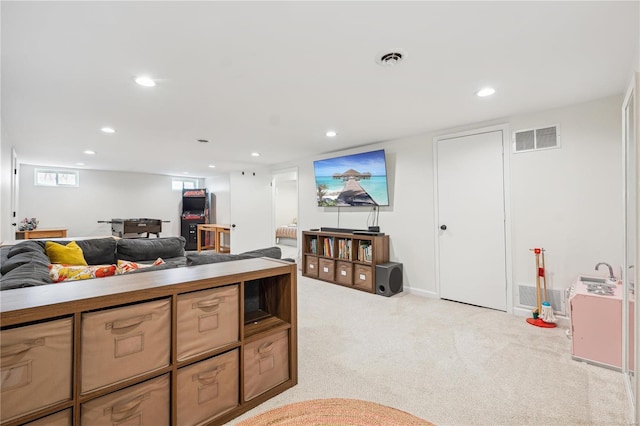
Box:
[318,258,335,281]
[0,317,73,423]
[80,299,171,394]
[176,349,239,425]
[243,329,289,401]
[305,256,318,277]
[354,265,373,291]
[81,374,169,425]
[24,409,72,426]
[335,261,353,285]
[176,284,239,361]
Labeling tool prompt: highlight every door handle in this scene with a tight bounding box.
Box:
[231,224,236,229]
[440,225,447,230]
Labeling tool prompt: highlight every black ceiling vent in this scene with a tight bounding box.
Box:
[377,51,404,66]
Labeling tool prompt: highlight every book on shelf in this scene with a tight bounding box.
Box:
[310,239,317,254]
[323,237,334,257]
[337,238,351,260]
[358,241,372,262]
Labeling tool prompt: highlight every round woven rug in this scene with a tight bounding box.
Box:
[236,398,434,425]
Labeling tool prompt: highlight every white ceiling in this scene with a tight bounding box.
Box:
[2,1,638,177]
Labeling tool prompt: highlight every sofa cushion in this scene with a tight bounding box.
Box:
[238,246,281,259]
[1,250,51,275]
[186,246,281,266]
[0,246,11,276]
[116,237,186,262]
[75,238,117,265]
[7,241,46,257]
[187,252,243,266]
[0,260,53,290]
[46,238,117,265]
[45,241,88,266]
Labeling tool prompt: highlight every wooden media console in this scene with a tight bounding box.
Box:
[302,230,389,293]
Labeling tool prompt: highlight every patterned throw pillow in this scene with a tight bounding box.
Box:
[45,241,88,266]
[49,264,117,283]
[117,258,165,274]
[48,258,165,283]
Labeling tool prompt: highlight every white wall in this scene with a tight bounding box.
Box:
[510,96,623,294]
[296,134,437,296]
[18,165,187,237]
[274,180,297,226]
[291,95,623,302]
[0,137,11,242]
[205,175,231,224]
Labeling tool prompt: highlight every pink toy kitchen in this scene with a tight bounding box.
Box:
[567,262,635,371]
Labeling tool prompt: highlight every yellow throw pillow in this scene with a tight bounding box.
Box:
[45,241,88,266]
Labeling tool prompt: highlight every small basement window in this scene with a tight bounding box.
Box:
[513,125,560,153]
[34,169,79,187]
[172,177,199,191]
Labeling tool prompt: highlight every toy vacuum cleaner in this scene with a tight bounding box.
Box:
[526,248,557,328]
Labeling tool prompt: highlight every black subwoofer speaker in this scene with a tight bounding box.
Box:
[376,262,403,297]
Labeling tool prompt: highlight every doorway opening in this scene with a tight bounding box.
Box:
[272,169,299,262]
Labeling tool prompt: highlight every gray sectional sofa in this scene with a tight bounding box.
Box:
[0,236,286,291]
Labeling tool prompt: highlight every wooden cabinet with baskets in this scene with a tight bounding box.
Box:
[302,231,389,293]
[0,258,297,426]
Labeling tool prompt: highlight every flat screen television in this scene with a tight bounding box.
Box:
[313,149,390,207]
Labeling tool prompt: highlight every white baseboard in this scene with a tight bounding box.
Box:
[403,287,438,298]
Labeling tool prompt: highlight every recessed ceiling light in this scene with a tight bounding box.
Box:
[476,87,496,97]
[208,164,216,168]
[83,150,96,155]
[101,127,116,134]
[75,162,85,166]
[135,76,156,87]
[251,152,260,157]
[325,130,337,138]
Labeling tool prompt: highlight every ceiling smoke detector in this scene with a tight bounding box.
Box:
[377,51,405,66]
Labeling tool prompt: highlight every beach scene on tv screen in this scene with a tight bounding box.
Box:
[314,150,390,207]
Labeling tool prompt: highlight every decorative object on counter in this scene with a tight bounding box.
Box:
[526,247,556,328]
[18,217,39,231]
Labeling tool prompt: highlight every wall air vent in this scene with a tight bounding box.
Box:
[513,125,560,153]
[518,285,565,315]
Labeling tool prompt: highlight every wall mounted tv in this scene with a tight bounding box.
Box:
[314,149,390,207]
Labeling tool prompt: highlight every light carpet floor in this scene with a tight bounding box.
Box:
[228,274,629,425]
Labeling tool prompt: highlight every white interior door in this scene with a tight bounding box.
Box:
[437,130,507,311]
[229,170,273,254]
